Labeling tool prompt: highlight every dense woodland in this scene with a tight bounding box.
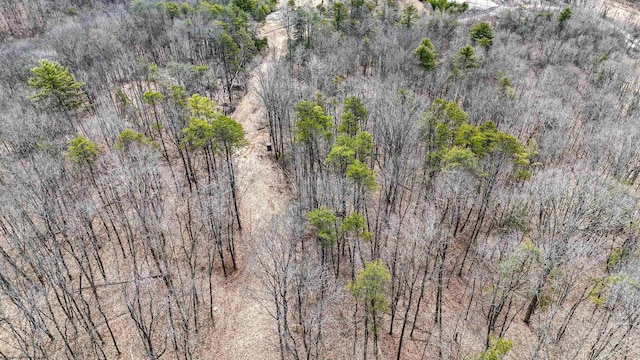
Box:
[2,0,640,359]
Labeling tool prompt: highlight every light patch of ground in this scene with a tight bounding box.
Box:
[208,10,291,360]
[452,0,499,10]
[402,0,430,12]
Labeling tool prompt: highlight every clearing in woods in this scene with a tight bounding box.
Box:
[210,9,289,360]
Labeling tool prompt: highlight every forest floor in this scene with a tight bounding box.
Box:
[209,8,291,360]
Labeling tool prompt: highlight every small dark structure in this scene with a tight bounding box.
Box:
[266,143,272,152]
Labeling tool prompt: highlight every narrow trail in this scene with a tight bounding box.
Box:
[209,12,290,360]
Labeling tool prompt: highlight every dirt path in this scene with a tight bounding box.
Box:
[209,12,290,360]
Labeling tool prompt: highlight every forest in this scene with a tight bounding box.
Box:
[1,0,640,358]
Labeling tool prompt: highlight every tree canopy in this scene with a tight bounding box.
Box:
[294,100,333,143]
[348,259,391,327]
[212,115,248,151]
[414,37,438,71]
[28,59,86,111]
[68,134,99,164]
[470,21,494,50]
[424,99,529,175]
[308,207,338,246]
